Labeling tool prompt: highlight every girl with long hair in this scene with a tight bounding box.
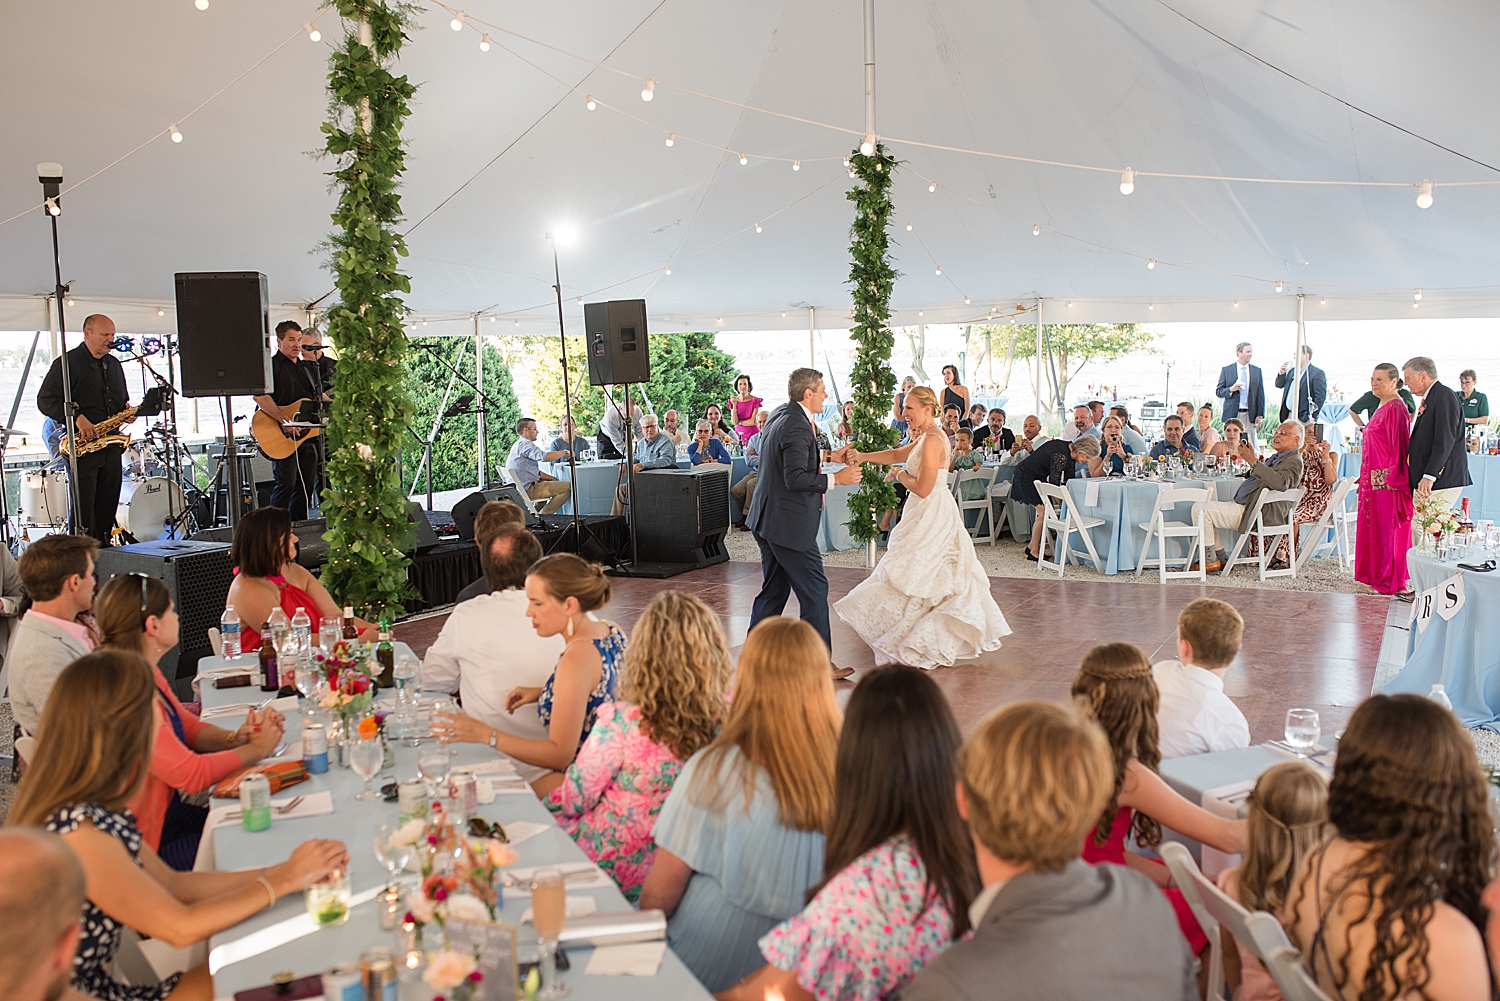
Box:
[97,574,284,869]
[435,553,624,796]
[1211,418,1260,464]
[1218,762,1330,1001]
[640,618,841,992]
[1070,643,1247,961]
[724,666,979,1001]
[1284,694,1492,1001]
[728,374,765,444]
[546,591,731,902]
[8,650,344,1001]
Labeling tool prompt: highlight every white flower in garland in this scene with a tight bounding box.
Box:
[356,442,374,461]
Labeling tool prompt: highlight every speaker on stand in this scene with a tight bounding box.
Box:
[584,299,651,572]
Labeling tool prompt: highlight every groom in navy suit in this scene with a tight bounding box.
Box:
[746,368,862,669]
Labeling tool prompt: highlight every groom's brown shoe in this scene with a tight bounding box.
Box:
[831,666,857,682]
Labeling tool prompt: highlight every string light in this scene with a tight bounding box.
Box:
[918,310,924,317]
[1275,281,1284,293]
[1320,297,1327,305]
[663,266,671,275]
[860,134,876,156]
[1119,168,1135,195]
[576,296,583,304]
[450,11,464,31]
[1414,288,1423,301]
[169,123,183,143]
[585,94,596,111]
[640,78,655,102]
[716,317,724,324]
[1033,224,1041,236]
[488,314,495,321]
[963,296,971,304]
[843,156,851,167]
[304,21,321,42]
[479,33,490,51]
[754,222,762,233]
[906,221,913,231]
[664,133,674,146]
[1148,303,1155,310]
[422,319,428,326]
[849,169,856,178]
[67,298,74,307]
[157,307,165,317]
[514,318,520,326]
[1413,301,1420,308]
[45,198,59,217]
[1147,259,1156,269]
[874,162,882,173]
[194,0,208,9]
[1233,301,1240,308]
[738,153,747,165]
[934,267,942,276]
[781,311,787,317]
[1416,180,1434,209]
[928,182,936,193]
[792,160,800,171]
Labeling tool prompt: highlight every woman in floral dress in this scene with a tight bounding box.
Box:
[547,592,730,902]
[719,666,978,1001]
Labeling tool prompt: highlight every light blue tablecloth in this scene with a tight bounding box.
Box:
[1337,451,1500,523]
[1161,738,1337,805]
[201,690,711,998]
[1384,551,1500,731]
[542,460,623,516]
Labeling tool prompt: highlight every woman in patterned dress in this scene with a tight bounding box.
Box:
[720,665,977,1001]
[7,649,345,1001]
[547,591,731,902]
[435,553,624,797]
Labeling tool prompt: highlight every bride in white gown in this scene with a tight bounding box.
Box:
[834,386,1011,670]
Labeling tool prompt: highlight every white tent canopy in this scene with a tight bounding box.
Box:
[3,0,1499,337]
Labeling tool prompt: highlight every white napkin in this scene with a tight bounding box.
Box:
[506,862,614,891]
[475,775,532,802]
[500,819,552,847]
[269,695,300,713]
[1199,779,1254,877]
[452,759,518,775]
[585,942,666,977]
[267,739,304,762]
[519,894,597,926]
[194,792,334,873]
[1083,480,1101,507]
[200,701,261,719]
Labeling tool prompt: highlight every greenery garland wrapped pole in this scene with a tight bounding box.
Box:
[844,143,900,568]
[317,0,419,620]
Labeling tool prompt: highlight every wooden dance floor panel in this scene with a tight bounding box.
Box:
[394,562,1388,745]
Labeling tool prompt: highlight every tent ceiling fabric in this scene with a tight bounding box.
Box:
[3,0,1498,336]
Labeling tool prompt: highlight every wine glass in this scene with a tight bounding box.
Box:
[530,869,569,998]
[418,748,453,798]
[373,821,413,886]
[350,736,384,800]
[1284,708,1321,756]
[319,616,342,655]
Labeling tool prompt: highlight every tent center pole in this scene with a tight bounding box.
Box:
[863,0,877,138]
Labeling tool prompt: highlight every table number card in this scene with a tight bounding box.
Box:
[444,917,520,1000]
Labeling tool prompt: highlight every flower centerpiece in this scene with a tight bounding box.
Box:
[1415,497,1460,548]
[317,641,375,732]
[403,802,520,931]
[423,948,483,1000]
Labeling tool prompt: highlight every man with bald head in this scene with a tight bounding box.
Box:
[1193,419,1305,570]
[37,314,160,545]
[0,828,87,1001]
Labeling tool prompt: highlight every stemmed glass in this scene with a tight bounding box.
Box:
[373,821,413,885]
[531,869,569,998]
[349,736,384,801]
[418,747,453,799]
[1284,708,1321,756]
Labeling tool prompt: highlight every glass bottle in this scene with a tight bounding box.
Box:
[375,621,395,688]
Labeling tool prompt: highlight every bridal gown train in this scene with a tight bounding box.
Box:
[834,434,1012,670]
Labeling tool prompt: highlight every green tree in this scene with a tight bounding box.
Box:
[1001,323,1158,417]
[400,337,521,494]
[682,332,741,423]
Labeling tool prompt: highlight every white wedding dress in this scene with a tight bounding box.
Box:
[834,433,1012,670]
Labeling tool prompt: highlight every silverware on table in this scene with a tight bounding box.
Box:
[224,795,306,822]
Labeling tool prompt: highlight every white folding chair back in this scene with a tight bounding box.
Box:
[1332,486,1357,569]
[1294,477,1356,573]
[1135,486,1211,582]
[496,468,541,514]
[1159,843,1224,1001]
[14,734,37,764]
[1035,482,1107,576]
[946,469,961,498]
[207,626,223,658]
[955,466,1001,544]
[1266,947,1337,1001]
[1223,487,1304,580]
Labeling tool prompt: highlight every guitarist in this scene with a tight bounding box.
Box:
[37,313,161,545]
[252,321,326,520]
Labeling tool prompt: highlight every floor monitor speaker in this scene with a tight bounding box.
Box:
[452,487,541,539]
[96,540,234,686]
[175,272,272,397]
[583,299,650,386]
[406,501,442,554]
[630,466,730,569]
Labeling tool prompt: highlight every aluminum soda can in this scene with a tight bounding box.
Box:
[322,962,360,1001]
[359,947,397,1001]
[238,772,271,831]
[450,773,478,816]
[302,722,329,774]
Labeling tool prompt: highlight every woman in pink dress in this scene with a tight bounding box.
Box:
[1355,363,1415,596]
[727,374,765,444]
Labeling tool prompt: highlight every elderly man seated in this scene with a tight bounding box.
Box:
[731,408,769,529]
[612,412,678,515]
[1148,414,1198,460]
[1003,415,1048,466]
[1193,419,1305,571]
[1061,405,1101,442]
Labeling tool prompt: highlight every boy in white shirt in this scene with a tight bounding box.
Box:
[1153,598,1251,758]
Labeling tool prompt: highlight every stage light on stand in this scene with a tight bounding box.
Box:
[450,12,464,31]
[1119,167,1135,195]
[640,78,655,101]
[1416,179,1434,209]
[479,33,490,51]
[665,133,674,146]
[585,94,596,111]
[170,124,183,143]
[305,22,321,42]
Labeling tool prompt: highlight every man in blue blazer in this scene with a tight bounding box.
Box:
[1214,342,1266,430]
[1274,346,1328,423]
[745,368,861,668]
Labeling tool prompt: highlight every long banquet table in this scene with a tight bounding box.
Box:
[195,661,712,1000]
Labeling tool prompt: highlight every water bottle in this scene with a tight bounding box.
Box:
[1429,684,1454,711]
[220,606,242,661]
[267,607,290,654]
[291,607,312,659]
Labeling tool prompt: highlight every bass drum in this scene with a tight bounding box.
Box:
[117,477,188,540]
[21,469,70,526]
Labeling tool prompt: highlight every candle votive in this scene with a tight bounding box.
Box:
[378,883,403,930]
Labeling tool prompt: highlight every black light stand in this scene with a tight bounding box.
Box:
[37,163,84,535]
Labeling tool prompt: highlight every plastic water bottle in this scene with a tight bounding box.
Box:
[1429,684,1454,711]
[290,607,312,658]
[220,606,242,661]
[267,607,290,654]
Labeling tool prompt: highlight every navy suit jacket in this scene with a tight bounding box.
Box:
[1409,381,1472,491]
[1214,362,1266,424]
[1275,365,1328,422]
[745,401,827,551]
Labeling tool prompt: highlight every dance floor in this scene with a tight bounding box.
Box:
[393,562,1390,744]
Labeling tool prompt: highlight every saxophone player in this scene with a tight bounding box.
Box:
[37,314,160,546]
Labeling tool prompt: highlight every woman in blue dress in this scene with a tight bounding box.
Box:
[436,553,624,797]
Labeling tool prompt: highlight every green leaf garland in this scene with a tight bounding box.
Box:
[844,144,901,543]
[317,0,419,619]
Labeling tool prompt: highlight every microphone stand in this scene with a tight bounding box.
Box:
[410,343,509,489]
[39,170,84,536]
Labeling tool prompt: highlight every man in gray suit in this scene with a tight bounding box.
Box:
[9,534,98,735]
[905,700,1194,1001]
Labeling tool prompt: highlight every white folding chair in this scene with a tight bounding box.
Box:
[1294,478,1356,573]
[1135,486,1211,582]
[1035,482,1106,576]
[946,469,961,498]
[207,626,223,658]
[1160,843,1225,1001]
[1266,947,1337,1001]
[1223,487,1304,580]
[954,466,1002,544]
[496,468,541,514]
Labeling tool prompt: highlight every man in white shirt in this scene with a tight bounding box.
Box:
[1153,598,1250,758]
[419,525,563,784]
[1003,415,1049,465]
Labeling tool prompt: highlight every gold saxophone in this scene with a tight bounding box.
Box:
[60,405,139,458]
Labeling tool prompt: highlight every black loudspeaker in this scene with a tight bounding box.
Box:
[452,487,539,539]
[406,501,442,554]
[175,272,272,397]
[96,540,234,685]
[583,299,650,386]
[631,466,730,568]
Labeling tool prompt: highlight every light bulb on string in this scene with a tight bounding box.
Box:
[874,162,882,173]
[1119,167,1135,195]
[585,94,596,111]
[928,182,936,193]
[45,198,59,216]
[1067,301,1074,308]
[422,319,428,326]
[664,266,671,275]
[194,0,208,9]
[1033,224,1041,236]
[169,123,183,143]
[716,317,724,325]
[934,267,942,276]
[67,298,75,307]
[305,21,321,41]
[738,153,747,165]
[1148,303,1155,310]
[1147,259,1156,270]
[1232,301,1240,308]
[781,311,787,318]
[849,170,856,178]
[918,311,924,317]
[754,222,762,233]
[1416,180,1434,209]
[450,11,464,31]
[1413,301,1420,309]
[792,160,800,171]
[906,221,913,231]
[576,296,583,305]
[1414,288,1423,301]
[1320,297,1327,305]
[479,33,490,51]
[640,79,655,101]
[664,133,674,146]
[157,307,165,317]
[860,134,875,156]
[963,296,971,304]
[514,318,520,326]
[843,156,850,167]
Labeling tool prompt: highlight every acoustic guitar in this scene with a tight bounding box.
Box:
[251,399,323,460]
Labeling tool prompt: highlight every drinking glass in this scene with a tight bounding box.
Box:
[304,868,352,927]
[350,737,384,800]
[530,869,569,998]
[373,821,413,884]
[1284,708,1321,755]
[319,617,342,654]
[418,748,453,798]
